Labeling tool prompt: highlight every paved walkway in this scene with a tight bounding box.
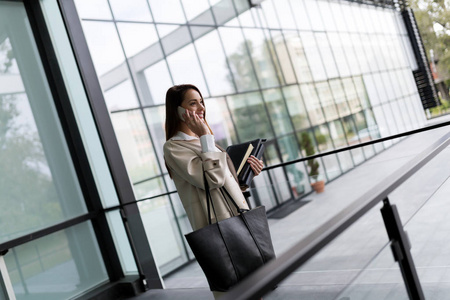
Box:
[128,116,450,300]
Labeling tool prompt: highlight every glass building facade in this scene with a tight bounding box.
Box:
[0,0,433,299]
[74,0,426,275]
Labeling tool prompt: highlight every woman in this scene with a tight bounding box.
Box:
[163,84,264,298]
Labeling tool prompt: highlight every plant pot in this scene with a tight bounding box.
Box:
[311,180,325,193]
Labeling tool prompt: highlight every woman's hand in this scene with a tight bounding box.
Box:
[247,155,264,176]
[183,109,209,137]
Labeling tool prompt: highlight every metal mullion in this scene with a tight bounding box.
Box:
[23,0,125,283]
[58,0,162,289]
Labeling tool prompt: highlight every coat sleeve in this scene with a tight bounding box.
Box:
[164,141,228,190]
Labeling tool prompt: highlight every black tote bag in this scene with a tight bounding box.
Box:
[185,175,275,292]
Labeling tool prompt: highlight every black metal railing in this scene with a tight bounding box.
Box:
[221,129,450,300]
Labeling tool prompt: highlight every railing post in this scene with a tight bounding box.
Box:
[380,198,425,300]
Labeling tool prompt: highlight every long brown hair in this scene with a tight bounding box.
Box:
[165,84,205,140]
[164,84,212,177]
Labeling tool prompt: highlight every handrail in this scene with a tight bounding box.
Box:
[263,121,450,171]
[221,130,450,300]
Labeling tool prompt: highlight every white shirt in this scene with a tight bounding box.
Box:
[170,131,220,153]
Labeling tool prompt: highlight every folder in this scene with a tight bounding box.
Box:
[226,139,267,188]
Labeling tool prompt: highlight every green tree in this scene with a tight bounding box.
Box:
[411,0,450,85]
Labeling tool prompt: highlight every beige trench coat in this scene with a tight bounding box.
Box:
[163,139,250,231]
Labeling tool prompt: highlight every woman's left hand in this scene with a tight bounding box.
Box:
[247,155,264,176]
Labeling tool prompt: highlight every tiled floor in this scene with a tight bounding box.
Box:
[128,117,450,300]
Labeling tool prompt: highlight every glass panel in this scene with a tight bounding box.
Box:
[263,88,294,135]
[4,222,107,300]
[194,28,235,95]
[181,0,213,24]
[219,27,259,92]
[329,120,354,172]
[300,83,325,126]
[139,195,189,274]
[109,0,152,21]
[227,92,274,141]
[143,106,167,165]
[272,30,296,85]
[106,211,138,274]
[316,32,339,79]
[242,28,279,88]
[0,2,87,244]
[134,177,166,200]
[289,0,311,30]
[211,0,237,24]
[41,0,121,209]
[104,79,140,112]
[81,21,125,76]
[283,85,310,130]
[117,23,158,58]
[284,31,312,83]
[304,0,324,31]
[143,60,173,106]
[274,0,296,29]
[328,32,351,78]
[315,82,339,122]
[261,0,280,28]
[329,78,351,117]
[149,0,186,23]
[110,110,160,184]
[73,0,112,20]
[203,97,238,148]
[301,32,326,82]
[166,44,209,97]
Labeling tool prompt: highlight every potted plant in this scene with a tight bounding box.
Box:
[300,132,325,193]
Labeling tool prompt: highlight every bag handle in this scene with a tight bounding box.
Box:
[203,173,249,225]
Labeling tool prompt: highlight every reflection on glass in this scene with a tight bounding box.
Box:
[301,31,326,81]
[0,5,87,244]
[194,29,235,95]
[242,28,280,88]
[315,82,339,122]
[283,31,312,83]
[134,177,166,200]
[263,88,293,135]
[283,85,310,130]
[227,92,274,141]
[219,27,259,92]
[143,106,166,164]
[300,83,325,126]
[266,31,290,86]
[138,196,189,274]
[5,222,107,300]
[110,110,159,183]
[204,97,237,147]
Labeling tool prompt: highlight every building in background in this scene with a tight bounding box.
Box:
[0,0,437,299]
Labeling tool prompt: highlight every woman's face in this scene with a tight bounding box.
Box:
[181,89,205,119]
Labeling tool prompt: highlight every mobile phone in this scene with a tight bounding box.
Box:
[177,106,186,121]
